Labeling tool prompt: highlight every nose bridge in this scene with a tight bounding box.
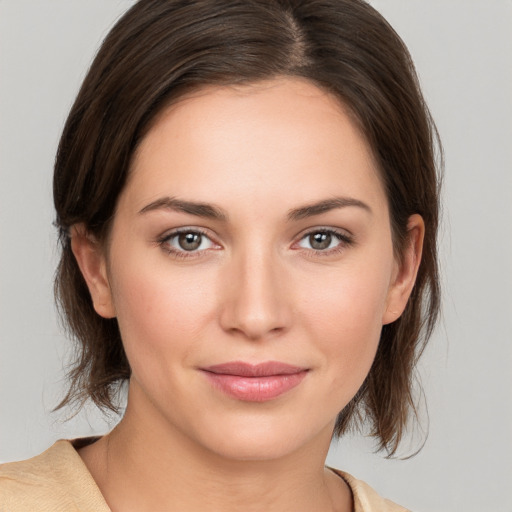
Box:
[220,240,290,340]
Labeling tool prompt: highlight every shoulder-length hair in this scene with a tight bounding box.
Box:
[54,0,441,456]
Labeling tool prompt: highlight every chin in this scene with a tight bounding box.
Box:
[204,432,303,462]
[191,412,332,463]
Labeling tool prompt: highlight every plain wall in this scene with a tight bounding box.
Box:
[1,1,511,511]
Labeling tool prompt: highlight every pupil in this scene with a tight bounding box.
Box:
[310,232,331,250]
[178,232,201,251]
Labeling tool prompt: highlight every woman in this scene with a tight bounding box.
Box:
[0,1,441,510]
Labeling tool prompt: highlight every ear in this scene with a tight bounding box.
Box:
[382,214,424,325]
[70,224,116,319]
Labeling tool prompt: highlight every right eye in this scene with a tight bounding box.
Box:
[159,229,219,257]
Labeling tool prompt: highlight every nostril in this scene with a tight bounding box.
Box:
[220,306,290,341]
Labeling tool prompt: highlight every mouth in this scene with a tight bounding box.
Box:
[200,361,309,402]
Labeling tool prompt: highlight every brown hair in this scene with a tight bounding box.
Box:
[54,0,441,456]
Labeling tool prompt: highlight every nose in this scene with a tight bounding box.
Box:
[219,246,292,341]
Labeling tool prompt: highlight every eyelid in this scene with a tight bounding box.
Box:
[157,226,222,258]
[155,225,354,259]
[292,226,355,253]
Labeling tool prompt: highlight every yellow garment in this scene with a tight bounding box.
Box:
[0,440,409,511]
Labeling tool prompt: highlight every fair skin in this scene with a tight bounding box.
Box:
[72,78,423,512]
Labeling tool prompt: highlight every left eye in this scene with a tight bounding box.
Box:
[164,231,215,252]
[297,230,346,251]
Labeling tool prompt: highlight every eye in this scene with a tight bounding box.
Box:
[296,229,352,252]
[159,229,218,255]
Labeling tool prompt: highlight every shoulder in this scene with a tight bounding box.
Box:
[0,440,110,512]
[331,468,411,512]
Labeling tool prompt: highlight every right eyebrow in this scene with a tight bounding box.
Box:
[138,196,228,221]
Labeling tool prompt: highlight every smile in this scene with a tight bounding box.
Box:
[201,361,309,402]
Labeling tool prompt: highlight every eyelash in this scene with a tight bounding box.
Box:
[157,228,219,259]
[157,227,354,259]
[294,228,354,257]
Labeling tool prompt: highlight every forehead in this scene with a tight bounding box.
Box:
[125,77,386,215]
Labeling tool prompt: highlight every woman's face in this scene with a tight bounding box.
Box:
[77,78,421,461]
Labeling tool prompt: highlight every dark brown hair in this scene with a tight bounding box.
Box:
[54,0,441,456]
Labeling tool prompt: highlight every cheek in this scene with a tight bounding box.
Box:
[304,260,390,332]
[109,260,216,366]
[299,258,392,383]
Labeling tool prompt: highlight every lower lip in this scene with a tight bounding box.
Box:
[202,371,308,402]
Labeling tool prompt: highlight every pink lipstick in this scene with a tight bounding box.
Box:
[201,361,308,402]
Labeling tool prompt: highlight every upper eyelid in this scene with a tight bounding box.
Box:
[156,226,353,248]
[157,228,220,257]
[159,226,215,241]
[295,226,353,240]
[292,227,355,252]
[157,227,219,249]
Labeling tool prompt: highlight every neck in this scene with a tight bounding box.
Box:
[79,389,351,512]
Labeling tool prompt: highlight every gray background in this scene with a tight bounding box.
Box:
[1,1,511,511]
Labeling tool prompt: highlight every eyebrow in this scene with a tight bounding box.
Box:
[287,197,372,220]
[138,197,228,221]
[138,195,371,222]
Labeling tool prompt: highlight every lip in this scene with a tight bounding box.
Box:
[201,361,308,402]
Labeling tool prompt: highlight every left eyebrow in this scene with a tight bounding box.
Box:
[287,197,372,221]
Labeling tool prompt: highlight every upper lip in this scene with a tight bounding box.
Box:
[202,361,307,377]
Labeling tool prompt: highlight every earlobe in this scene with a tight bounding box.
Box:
[70,224,116,319]
[382,214,424,325]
